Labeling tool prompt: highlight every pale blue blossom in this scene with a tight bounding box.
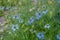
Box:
[0,6,4,11]
[11,25,16,31]
[28,17,35,24]
[35,12,42,19]
[12,15,15,19]
[30,29,36,33]
[12,15,20,20]
[11,24,18,31]
[42,9,49,15]
[57,0,60,3]
[18,19,24,23]
[37,32,45,39]
[42,5,46,9]
[15,24,18,29]
[57,34,60,40]
[4,7,10,11]
[15,15,20,19]
[44,24,50,29]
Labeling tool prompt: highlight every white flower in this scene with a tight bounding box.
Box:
[18,19,24,23]
[30,29,36,33]
[42,9,49,15]
[44,24,50,29]
[42,5,46,9]
[29,7,36,12]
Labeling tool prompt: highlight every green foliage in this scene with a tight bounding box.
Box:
[0,0,60,40]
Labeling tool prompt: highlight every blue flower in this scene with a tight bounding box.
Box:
[15,15,20,19]
[0,7,4,11]
[13,16,15,19]
[57,34,60,40]
[42,5,46,9]
[42,9,49,15]
[30,29,36,33]
[35,12,42,19]
[44,24,50,29]
[37,32,44,39]
[11,24,18,31]
[18,19,24,23]
[15,24,18,29]
[4,7,10,11]
[57,0,60,3]
[28,17,35,24]
[11,25,15,31]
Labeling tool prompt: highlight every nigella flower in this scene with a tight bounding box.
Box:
[28,17,35,24]
[0,7,4,11]
[44,24,50,29]
[4,7,10,11]
[42,9,49,15]
[37,32,44,39]
[35,12,42,19]
[15,24,18,29]
[15,15,20,19]
[13,16,15,19]
[18,19,24,23]
[57,0,60,3]
[11,25,15,31]
[42,5,46,9]
[57,34,60,40]
[13,15,20,19]
[29,29,36,33]
[11,24,18,31]
[13,7,17,10]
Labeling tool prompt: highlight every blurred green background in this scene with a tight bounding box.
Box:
[0,0,60,40]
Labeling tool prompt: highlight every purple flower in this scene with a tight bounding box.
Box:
[37,32,44,39]
[57,34,60,40]
[28,17,35,24]
[35,12,42,19]
[11,24,18,31]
